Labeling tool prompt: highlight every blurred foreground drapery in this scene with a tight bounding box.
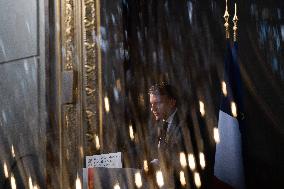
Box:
[101,0,284,188]
[0,0,283,188]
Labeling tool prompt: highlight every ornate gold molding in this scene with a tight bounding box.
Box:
[56,0,102,187]
[62,104,81,187]
[60,0,84,188]
[82,0,99,154]
[63,0,75,70]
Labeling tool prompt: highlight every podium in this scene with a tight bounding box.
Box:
[83,167,149,189]
[83,152,152,188]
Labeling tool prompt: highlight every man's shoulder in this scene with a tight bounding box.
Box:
[175,111,191,126]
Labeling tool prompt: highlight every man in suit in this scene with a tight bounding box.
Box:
[148,82,187,188]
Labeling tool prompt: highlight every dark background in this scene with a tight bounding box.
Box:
[100,0,284,188]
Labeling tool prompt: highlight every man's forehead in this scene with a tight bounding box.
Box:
[150,94,168,101]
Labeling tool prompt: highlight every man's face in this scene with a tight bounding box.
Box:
[149,94,176,121]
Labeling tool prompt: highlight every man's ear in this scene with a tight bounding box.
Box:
[170,99,176,107]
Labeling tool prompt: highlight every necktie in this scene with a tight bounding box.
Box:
[159,121,168,147]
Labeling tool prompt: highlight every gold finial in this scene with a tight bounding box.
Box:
[224,0,230,39]
[233,3,238,42]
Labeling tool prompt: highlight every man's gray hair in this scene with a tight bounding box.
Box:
[148,82,177,100]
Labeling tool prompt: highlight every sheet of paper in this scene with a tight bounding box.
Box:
[86,155,94,168]
[93,152,122,168]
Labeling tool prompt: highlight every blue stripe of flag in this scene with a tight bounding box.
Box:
[214,40,246,189]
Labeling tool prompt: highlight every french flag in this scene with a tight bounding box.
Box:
[213,39,246,189]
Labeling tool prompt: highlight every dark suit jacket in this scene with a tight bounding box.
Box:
[148,109,213,189]
[158,112,184,168]
[154,111,191,188]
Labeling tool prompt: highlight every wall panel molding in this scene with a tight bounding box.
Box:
[52,0,102,188]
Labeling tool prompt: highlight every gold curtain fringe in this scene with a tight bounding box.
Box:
[233,3,238,42]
